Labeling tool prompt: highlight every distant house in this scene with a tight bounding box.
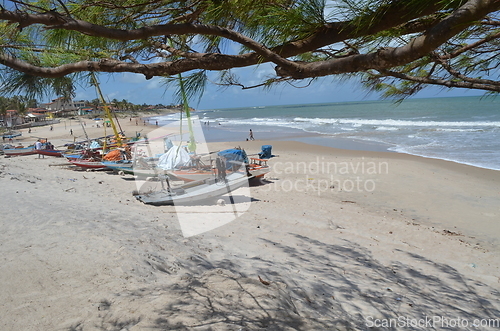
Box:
[4,110,23,127]
[40,98,89,117]
[25,108,51,122]
[78,107,95,116]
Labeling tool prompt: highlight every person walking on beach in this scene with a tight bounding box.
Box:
[35,139,44,158]
[249,129,255,140]
[70,129,73,135]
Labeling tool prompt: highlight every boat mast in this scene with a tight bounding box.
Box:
[177,74,196,153]
[90,73,123,148]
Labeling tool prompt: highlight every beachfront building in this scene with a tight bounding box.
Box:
[2,109,23,128]
[40,98,90,117]
[78,107,95,116]
[25,108,51,123]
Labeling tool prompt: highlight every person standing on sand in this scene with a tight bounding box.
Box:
[70,129,73,135]
[249,129,255,140]
[35,139,44,158]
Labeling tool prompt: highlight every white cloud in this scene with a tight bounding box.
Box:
[254,65,275,79]
[146,77,162,90]
[74,90,94,101]
[119,72,147,84]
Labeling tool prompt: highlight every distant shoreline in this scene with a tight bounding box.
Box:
[149,112,500,172]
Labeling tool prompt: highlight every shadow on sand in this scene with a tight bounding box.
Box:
[67,234,500,330]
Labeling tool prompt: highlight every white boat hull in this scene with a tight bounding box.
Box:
[135,172,249,205]
[3,146,35,156]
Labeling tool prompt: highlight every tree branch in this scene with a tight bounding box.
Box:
[276,0,500,78]
[378,69,500,92]
[0,0,499,83]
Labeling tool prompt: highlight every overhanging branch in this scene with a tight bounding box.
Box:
[378,69,500,92]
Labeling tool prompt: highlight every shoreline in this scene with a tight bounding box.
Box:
[148,113,500,172]
[201,122,500,172]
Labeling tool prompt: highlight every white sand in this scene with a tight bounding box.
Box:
[1,118,499,330]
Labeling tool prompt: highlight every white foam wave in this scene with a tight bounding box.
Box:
[293,117,500,128]
[375,126,399,131]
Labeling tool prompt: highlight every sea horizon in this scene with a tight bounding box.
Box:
[150,95,500,171]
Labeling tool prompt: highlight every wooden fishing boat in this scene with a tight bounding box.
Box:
[166,167,215,182]
[165,151,270,182]
[69,159,107,169]
[64,148,102,160]
[3,146,36,156]
[135,172,250,205]
[102,160,159,177]
[2,131,22,139]
[36,149,64,157]
[63,153,83,159]
[248,157,271,179]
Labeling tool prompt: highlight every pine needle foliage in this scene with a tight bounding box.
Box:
[0,0,499,101]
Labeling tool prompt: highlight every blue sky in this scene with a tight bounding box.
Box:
[74,63,483,111]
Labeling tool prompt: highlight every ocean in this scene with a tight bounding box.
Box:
[150,96,500,171]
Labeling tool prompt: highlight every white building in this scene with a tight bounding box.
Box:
[41,98,89,116]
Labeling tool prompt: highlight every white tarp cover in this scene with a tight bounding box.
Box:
[89,140,101,149]
[157,145,191,170]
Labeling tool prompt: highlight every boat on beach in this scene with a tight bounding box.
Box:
[135,171,250,205]
[247,157,271,179]
[68,159,107,169]
[165,148,270,182]
[165,160,269,182]
[102,158,160,177]
[36,149,64,157]
[3,145,36,156]
[2,130,22,139]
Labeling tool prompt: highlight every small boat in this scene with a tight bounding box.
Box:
[64,148,102,160]
[36,149,64,157]
[63,152,84,159]
[102,159,159,177]
[2,131,22,139]
[135,172,250,205]
[69,159,107,169]
[248,157,271,179]
[166,161,269,182]
[165,148,270,182]
[166,167,215,182]
[3,146,36,156]
[102,160,133,172]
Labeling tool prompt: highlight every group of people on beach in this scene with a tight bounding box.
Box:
[35,139,55,158]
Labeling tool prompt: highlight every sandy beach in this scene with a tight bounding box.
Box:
[1,117,499,330]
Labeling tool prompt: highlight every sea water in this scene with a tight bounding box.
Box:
[150,96,500,171]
